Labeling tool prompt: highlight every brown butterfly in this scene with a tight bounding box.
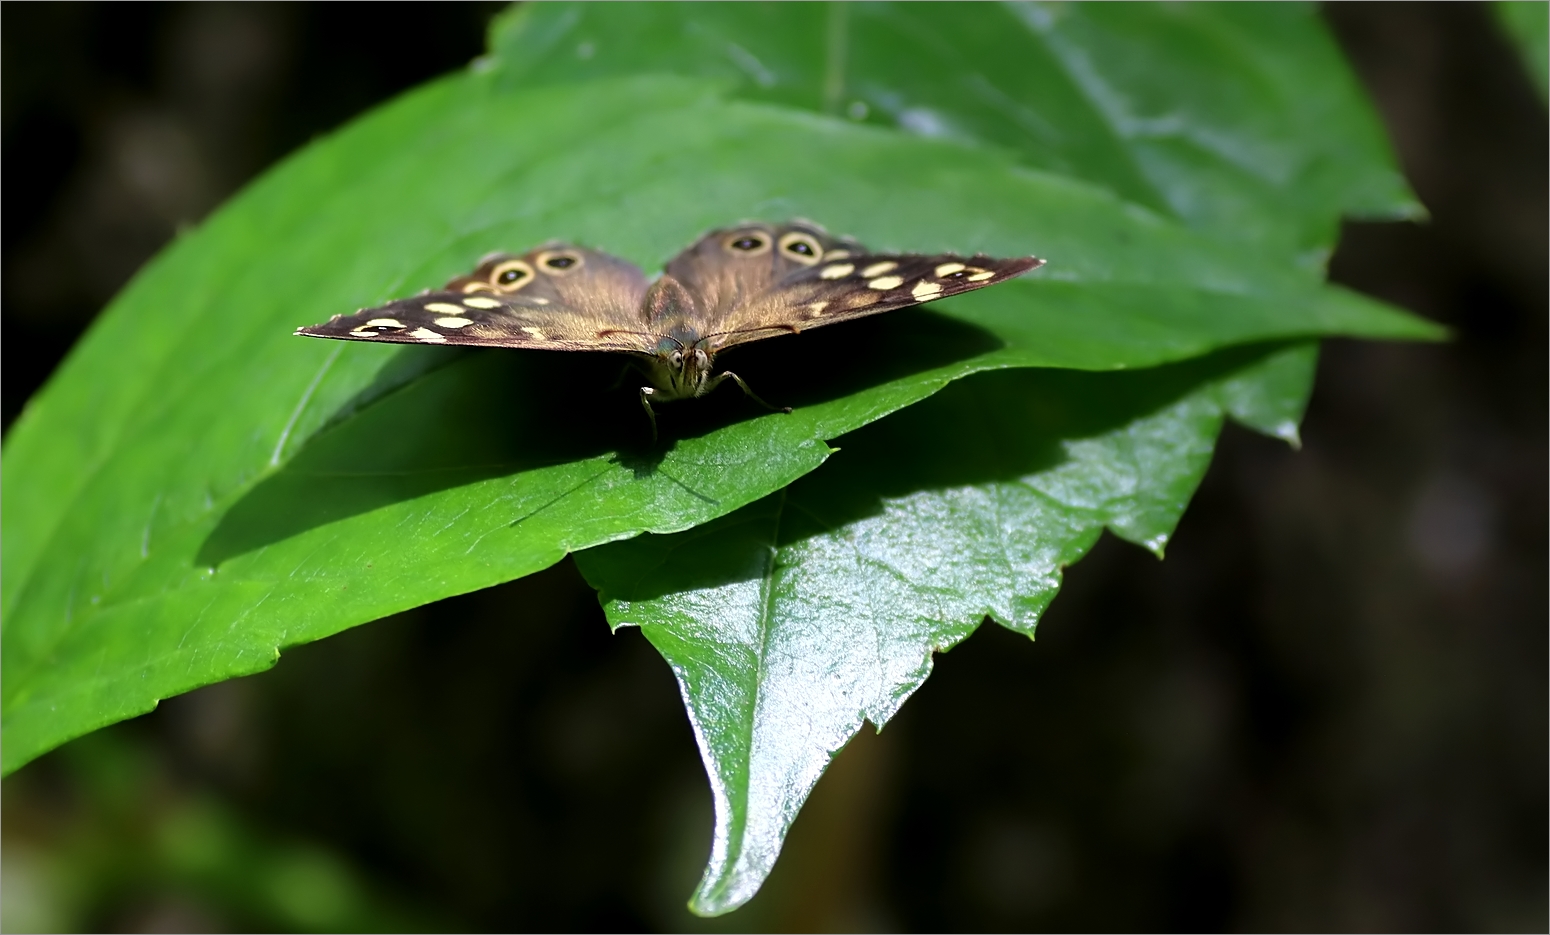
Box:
[296,220,1043,440]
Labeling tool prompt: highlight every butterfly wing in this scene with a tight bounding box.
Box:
[296,244,653,352]
[658,220,861,327]
[660,221,1042,352]
[709,251,1043,350]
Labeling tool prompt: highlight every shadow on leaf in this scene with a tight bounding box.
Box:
[586,343,1289,603]
[198,309,1001,567]
[197,349,634,568]
[637,307,1004,442]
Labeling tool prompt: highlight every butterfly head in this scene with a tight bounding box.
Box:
[651,334,716,400]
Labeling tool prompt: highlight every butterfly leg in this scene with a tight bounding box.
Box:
[639,386,660,445]
[706,371,793,415]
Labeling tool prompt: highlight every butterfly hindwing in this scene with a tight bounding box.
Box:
[657,220,860,331]
[296,243,653,352]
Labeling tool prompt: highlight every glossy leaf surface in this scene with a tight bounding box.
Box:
[578,343,1317,914]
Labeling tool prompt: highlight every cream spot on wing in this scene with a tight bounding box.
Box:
[410,327,446,343]
[521,326,548,340]
[807,300,829,316]
[868,275,904,290]
[435,317,473,328]
[934,262,965,277]
[425,302,464,315]
[824,249,852,261]
[861,261,898,277]
[366,318,403,328]
[349,330,374,337]
[967,270,995,282]
[461,296,503,309]
[819,263,854,280]
[911,280,944,300]
[846,292,879,309]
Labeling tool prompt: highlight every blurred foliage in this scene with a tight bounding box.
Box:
[1,730,436,933]
[3,2,1540,931]
[1493,1,1549,100]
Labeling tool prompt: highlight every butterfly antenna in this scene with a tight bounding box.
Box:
[599,329,679,348]
[700,324,802,343]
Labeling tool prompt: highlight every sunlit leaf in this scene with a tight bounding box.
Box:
[577,343,1316,914]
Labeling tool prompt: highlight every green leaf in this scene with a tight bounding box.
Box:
[491,1,1420,261]
[575,342,1317,915]
[1493,1,1549,101]
[2,2,1437,776]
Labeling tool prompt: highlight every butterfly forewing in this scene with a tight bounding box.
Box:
[297,221,1044,371]
[702,250,1044,351]
[296,243,653,352]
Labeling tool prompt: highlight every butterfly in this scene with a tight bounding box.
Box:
[296,220,1043,440]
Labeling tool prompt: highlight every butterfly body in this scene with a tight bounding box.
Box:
[297,221,1043,438]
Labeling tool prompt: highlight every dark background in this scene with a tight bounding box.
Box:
[3,3,1545,931]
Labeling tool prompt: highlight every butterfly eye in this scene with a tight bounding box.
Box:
[670,351,684,366]
[778,232,824,265]
[489,259,535,291]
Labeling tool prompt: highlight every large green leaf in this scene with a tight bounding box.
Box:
[491,1,1418,262]
[1,3,1434,776]
[576,342,1316,915]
